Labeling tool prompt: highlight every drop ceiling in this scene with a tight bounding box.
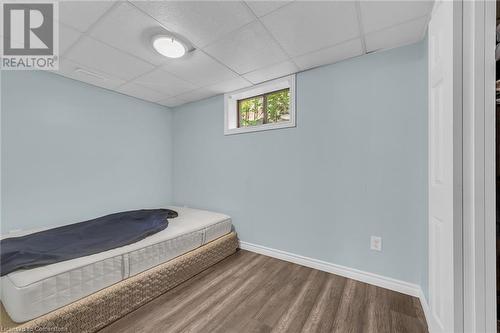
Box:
[55,0,433,108]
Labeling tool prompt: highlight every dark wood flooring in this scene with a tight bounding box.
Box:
[99,250,428,333]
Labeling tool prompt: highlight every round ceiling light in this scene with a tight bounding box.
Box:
[152,35,186,59]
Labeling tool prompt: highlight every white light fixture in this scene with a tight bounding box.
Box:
[152,35,186,59]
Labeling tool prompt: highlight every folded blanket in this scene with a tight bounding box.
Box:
[0,209,178,276]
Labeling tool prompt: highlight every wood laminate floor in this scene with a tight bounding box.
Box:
[100,250,428,333]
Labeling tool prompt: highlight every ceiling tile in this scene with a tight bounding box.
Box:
[65,36,155,81]
[157,96,187,108]
[59,1,115,32]
[245,1,293,17]
[243,60,298,84]
[131,1,255,48]
[360,1,433,33]
[365,17,427,52]
[203,21,288,75]
[260,1,359,57]
[161,50,240,87]
[89,2,169,66]
[293,39,364,71]
[174,77,254,105]
[49,1,433,108]
[116,82,166,103]
[207,77,252,94]
[133,67,196,96]
[55,58,126,90]
[59,24,81,55]
[175,88,217,103]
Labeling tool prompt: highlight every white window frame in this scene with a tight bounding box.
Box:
[224,75,296,135]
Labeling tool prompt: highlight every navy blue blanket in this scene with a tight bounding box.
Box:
[0,209,177,276]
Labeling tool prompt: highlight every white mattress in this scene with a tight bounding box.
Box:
[0,206,232,323]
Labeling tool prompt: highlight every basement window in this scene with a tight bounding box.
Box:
[224,75,296,135]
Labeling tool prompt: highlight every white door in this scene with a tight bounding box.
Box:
[428,1,462,332]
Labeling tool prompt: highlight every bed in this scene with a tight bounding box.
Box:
[0,206,236,332]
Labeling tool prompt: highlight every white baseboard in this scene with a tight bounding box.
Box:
[417,289,441,333]
[239,240,437,331]
[240,241,421,297]
[239,240,421,297]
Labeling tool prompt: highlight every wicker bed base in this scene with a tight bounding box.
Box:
[0,232,238,333]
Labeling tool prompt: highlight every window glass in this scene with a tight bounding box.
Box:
[224,74,295,135]
[237,89,290,128]
[238,96,264,127]
[266,89,290,124]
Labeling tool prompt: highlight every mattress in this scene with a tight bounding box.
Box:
[0,206,232,323]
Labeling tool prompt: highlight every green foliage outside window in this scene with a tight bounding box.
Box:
[238,89,290,128]
[238,96,264,127]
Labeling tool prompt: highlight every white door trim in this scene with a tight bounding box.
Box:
[462,0,496,331]
[428,1,463,331]
[484,0,497,329]
[452,2,464,331]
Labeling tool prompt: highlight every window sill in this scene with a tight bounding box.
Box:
[223,121,296,135]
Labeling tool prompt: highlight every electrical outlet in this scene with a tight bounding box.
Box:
[370,236,382,251]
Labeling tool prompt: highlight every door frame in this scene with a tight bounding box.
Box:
[462,0,496,331]
[427,1,464,330]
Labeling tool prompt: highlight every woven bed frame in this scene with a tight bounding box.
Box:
[0,232,238,333]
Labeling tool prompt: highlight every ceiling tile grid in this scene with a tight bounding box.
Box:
[88,2,174,66]
[259,1,361,57]
[52,0,433,108]
[202,21,289,75]
[58,1,116,33]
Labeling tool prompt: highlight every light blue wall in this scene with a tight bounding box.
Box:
[172,41,428,288]
[1,40,428,291]
[1,71,173,233]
